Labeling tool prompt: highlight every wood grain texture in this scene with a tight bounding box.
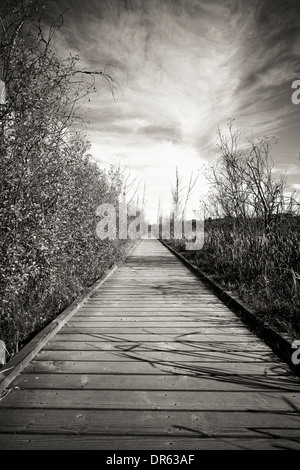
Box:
[0,239,300,450]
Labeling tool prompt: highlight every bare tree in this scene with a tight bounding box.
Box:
[108,160,143,208]
[181,170,200,220]
[0,0,118,124]
[205,120,292,231]
[156,197,163,224]
[205,120,250,219]
[171,167,184,220]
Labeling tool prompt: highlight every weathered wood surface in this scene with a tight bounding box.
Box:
[0,239,300,450]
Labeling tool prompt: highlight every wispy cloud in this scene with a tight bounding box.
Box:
[46,0,300,220]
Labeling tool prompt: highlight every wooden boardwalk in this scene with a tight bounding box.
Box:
[0,239,300,450]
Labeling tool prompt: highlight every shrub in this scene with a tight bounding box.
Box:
[0,1,132,358]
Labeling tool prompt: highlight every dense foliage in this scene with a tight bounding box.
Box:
[0,1,131,358]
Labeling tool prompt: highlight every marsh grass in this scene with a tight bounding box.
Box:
[164,215,300,339]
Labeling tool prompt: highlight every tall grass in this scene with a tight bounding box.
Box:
[165,215,300,339]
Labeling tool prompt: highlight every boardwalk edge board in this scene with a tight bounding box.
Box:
[159,239,300,378]
[0,241,139,394]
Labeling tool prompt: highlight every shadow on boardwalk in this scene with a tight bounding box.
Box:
[0,239,300,450]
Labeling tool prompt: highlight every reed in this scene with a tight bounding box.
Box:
[166,215,300,339]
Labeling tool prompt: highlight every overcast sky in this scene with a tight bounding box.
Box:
[47,0,300,221]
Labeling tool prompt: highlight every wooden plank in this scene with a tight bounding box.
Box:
[13,373,300,391]
[24,360,292,376]
[34,349,277,363]
[52,332,275,345]
[77,309,233,315]
[88,294,224,298]
[2,388,300,410]
[71,316,244,324]
[0,434,300,450]
[54,327,258,335]
[66,315,245,324]
[85,302,226,306]
[85,298,225,301]
[64,322,250,332]
[1,409,300,439]
[90,298,225,302]
[43,339,271,351]
[78,306,229,310]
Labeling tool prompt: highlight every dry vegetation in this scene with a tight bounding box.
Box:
[165,121,300,339]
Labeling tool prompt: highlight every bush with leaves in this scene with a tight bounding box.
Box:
[0,1,130,358]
